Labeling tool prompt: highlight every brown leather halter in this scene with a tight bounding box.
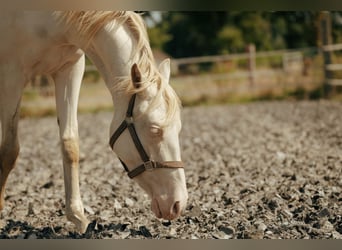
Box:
[109,93,183,179]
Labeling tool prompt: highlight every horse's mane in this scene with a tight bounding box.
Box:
[54,11,181,125]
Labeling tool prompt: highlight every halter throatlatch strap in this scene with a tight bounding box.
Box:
[109,94,183,179]
[109,94,137,150]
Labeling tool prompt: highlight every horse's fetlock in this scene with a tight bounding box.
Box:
[66,199,84,214]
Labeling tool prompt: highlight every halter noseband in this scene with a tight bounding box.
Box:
[109,94,183,179]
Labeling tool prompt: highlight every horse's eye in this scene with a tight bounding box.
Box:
[150,125,163,137]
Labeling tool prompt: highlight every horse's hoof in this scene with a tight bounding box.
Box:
[76,219,90,234]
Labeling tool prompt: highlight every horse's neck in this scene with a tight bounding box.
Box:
[84,21,135,102]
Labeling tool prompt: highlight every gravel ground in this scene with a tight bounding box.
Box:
[0,100,341,239]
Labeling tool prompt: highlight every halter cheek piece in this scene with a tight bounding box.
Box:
[109,94,183,179]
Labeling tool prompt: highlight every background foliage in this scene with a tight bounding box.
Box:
[145,11,342,58]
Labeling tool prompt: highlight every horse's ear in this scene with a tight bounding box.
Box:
[131,63,142,88]
[158,58,171,82]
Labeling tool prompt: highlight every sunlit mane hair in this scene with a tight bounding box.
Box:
[54,11,181,125]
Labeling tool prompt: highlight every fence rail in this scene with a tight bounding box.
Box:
[83,46,318,75]
[323,43,342,52]
[322,43,342,86]
[53,44,342,91]
[171,47,317,67]
[169,46,318,86]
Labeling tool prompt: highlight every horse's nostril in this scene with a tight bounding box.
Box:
[172,201,181,216]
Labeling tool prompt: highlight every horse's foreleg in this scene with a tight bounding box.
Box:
[53,52,89,233]
[0,73,24,210]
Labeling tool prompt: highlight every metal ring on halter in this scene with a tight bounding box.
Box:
[125,116,134,124]
[143,160,156,171]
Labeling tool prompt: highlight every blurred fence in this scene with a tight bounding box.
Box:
[171,45,318,85]
[166,46,322,104]
[323,43,342,86]
[30,44,342,103]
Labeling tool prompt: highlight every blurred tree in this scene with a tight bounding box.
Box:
[238,12,273,50]
[145,14,172,50]
[269,12,319,49]
[160,12,229,58]
[217,26,244,53]
[144,11,342,58]
[331,11,342,43]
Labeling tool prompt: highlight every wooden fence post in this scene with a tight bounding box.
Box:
[247,43,256,87]
[319,11,333,96]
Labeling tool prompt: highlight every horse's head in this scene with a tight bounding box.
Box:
[110,59,188,220]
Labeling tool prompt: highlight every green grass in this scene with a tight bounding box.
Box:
[20,69,341,118]
[179,84,340,107]
[22,89,40,101]
[20,84,340,118]
[20,81,113,118]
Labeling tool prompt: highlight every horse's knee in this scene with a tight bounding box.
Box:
[61,138,79,165]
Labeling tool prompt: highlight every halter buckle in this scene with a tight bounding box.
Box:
[144,161,156,171]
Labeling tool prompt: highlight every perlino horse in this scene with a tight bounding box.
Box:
[0,11,188,233]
